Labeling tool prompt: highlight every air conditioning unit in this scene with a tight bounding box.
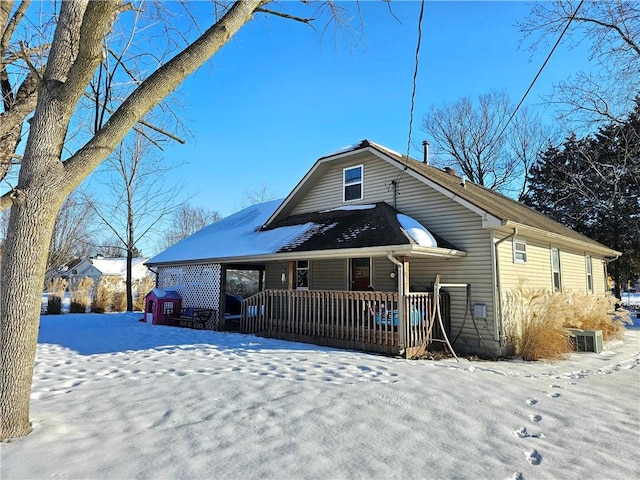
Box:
[566,328,603,354]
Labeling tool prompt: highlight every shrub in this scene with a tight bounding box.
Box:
[47,278,67,315]
[69,277,94,313]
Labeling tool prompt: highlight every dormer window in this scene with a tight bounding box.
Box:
[343,165,363,202]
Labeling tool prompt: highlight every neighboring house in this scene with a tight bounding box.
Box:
[147,140,620,358]
[54,256,155,286]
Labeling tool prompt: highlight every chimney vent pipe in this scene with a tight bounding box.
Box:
[422,140,430,164]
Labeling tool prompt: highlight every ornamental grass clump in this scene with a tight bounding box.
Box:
[504,287,631,361]
[133,277,155,311]
[47,278,67,314]
[517,289,573,361]
[91,277,123,313]
[69,277,94,313]
[562,291,631,341]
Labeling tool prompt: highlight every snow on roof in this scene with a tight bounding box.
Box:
[148,288,181,299]
[147,199,318,265]
[322,139,404,159]
[90,257,148,275]
[397,214,437,248]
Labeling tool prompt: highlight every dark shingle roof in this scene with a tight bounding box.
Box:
[263,202,460,253]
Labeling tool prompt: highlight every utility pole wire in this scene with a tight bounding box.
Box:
[489,0,585,149]
[405,0,425,163]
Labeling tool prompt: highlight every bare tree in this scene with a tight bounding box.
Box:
[46,191,96,281]
[0,0,356,440]
[85,130,179,311]
[421,90,552,196]
[519,0,640,128]
[240,181,278,208]
[162,203,221,249]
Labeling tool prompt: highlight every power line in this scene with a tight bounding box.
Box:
[405,0,425,162]
[491,0,585,146]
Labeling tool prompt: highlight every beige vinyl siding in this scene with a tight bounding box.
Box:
[560,248,587,292]
[393,174,498,355]
[310,259,348,290]
[292,156,398,214]
[497,231,611,295]
[560,249,609,294]
[594,258,609,293]
[264,262,286,290]
[497,234,553,290]
[372,257,398,292]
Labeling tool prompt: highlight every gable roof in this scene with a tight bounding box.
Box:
[146,200,465,267]
[267,139,619,257]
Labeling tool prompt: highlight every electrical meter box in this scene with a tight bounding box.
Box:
[473,303,487,319]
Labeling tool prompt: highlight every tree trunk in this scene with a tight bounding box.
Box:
[126,182,134,311]
[1,189,62,439]
[1,0,270,441]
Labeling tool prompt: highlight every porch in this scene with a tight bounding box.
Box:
[240,290,450,357]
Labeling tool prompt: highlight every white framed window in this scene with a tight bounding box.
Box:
[513,238,527,263]
[163,303,174,315]
[296,260,309,290]
[551,247,562,292]
[343,165,363,202]
[585,255,593,293]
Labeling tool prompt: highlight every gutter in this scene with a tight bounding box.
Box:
[146,244,467,269]
[502,221,621,258]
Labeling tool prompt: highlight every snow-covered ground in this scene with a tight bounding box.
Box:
[621,291,640,307]
[2,312,639,480]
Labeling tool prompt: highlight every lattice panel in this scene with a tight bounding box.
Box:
[157,264,221,312]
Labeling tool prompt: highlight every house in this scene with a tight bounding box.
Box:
[54,256,155,287]
[146,140,620,358]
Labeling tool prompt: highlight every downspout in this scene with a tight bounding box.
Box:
[147,266,159,288]
[494,228,517,349]
[387,252,405,352]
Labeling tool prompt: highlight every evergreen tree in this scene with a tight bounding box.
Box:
[524,100,640,297]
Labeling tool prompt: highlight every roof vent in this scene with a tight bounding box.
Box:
[422,140,430,164]
[444,167,458,177]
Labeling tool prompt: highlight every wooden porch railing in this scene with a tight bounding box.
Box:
[240,290,450,357]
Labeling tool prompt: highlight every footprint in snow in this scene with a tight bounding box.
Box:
[546,392,562,398]
[526,397,538,406]
[514,426,543,439]
[508,472,524,480]
[526,449,542,465]
[529,414,542,422]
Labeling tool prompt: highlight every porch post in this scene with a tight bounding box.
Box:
[287,261,295,290]
[219,266,227,331]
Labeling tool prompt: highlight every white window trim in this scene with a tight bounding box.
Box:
[551,247,562,292]
[343,164,364,202]
[296,260,309,290]
[585,255,593,293]
[513,238,527,264]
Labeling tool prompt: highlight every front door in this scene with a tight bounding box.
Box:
[350,258,371,291]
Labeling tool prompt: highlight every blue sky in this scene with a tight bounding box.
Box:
[158,0,589,224]
[1,1,595,256]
